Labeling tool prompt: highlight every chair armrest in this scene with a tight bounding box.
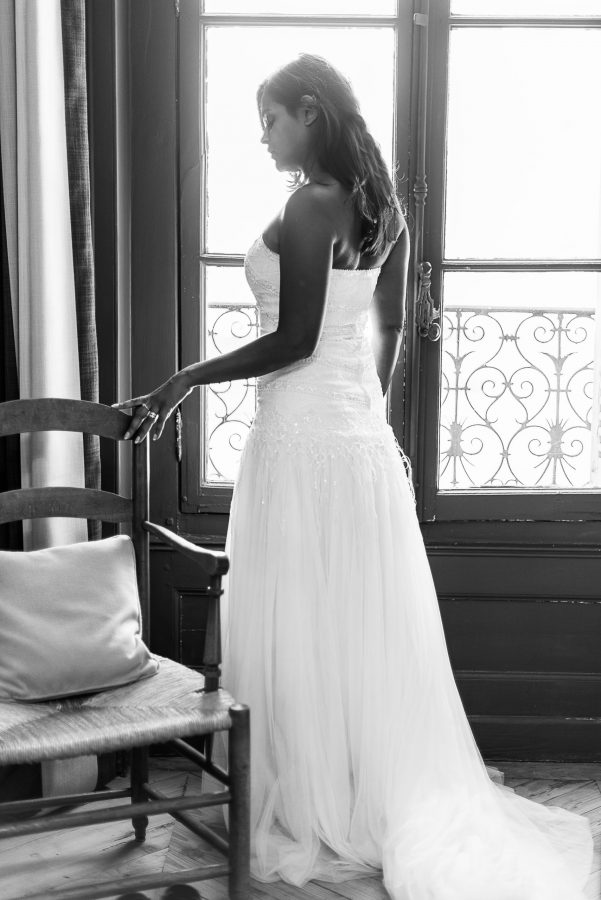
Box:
[143,521,229,576]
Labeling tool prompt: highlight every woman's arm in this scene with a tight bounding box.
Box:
[179,187,336,385]
[370,223,410,394]
[114,186,337,442]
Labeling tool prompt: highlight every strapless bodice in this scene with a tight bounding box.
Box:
[245,235,380,333]
[244,235,384,417]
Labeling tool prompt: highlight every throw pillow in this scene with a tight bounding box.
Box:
[0,534,159,701]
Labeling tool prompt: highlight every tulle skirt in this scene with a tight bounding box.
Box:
[221,394,594,899]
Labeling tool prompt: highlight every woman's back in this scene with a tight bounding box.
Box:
[245,231,388,431]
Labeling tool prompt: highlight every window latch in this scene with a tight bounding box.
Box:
[416,261,441,342]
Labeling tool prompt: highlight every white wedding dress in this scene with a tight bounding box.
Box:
[221,234,594,899]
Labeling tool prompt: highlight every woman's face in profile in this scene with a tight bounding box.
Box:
[260,90,312,173]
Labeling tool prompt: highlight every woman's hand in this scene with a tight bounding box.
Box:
[112,373,193,443]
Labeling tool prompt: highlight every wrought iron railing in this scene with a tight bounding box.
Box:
[205,303,259,483]
[439,306,596,490]
[204,302,598,490]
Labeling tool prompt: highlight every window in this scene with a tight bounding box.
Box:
[177,0,601,529]
[179,1,413,515]
[418,0,601,520]
[439,22,601,492]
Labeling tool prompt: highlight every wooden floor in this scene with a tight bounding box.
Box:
[2,758,601,899]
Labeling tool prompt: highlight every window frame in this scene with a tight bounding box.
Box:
[417,0,601,525]
[176,0,417,532]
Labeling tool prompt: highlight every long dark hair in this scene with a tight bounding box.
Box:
[257,54,400,257]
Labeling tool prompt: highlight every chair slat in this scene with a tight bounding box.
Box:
[0,488,133,525]
[0,398,131,439]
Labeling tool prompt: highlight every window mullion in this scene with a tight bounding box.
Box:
[449,16,601,27]
[443,260,601,271]
[200,254,245,266]
[200,14,398,27]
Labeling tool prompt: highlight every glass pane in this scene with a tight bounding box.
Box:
[438,272,601,490]
[205,0,396,14]
[452,0,601,14]
[204,266,258,484]
[444,28,601,260]
[206,26,395,253]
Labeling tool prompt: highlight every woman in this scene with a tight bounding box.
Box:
[115,55,593,899]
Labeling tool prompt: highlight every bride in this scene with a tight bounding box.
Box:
[115,54,593,900]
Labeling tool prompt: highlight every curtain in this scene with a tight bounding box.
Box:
[0,145,22,551]
[0,0,99,797]
[0,0,99,548]
[61,0,100,520]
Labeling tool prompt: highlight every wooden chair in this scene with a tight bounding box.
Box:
[0,398,249,900]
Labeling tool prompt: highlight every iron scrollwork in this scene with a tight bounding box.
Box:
[204,301,598,492]
[205,303,259,483]
[439,306,596,490]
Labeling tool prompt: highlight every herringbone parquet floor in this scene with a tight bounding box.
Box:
[2,759,601,900]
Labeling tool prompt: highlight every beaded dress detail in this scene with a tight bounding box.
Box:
[222,235,593,899]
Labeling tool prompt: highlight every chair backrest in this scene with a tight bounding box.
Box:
[0,398,151,640]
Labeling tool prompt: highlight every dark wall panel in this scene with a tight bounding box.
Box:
[430,546,601,760]
[440,597,601,674]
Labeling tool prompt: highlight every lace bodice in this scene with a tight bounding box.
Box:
[244,235,384,417]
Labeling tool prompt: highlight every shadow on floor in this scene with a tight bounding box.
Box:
[117,887,202,900]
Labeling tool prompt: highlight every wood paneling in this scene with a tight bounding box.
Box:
[471,717,601,763]
[430,546,601,759]
[440,597,601,673]
[149,547,214,666]
[456,671,601,717]
[429,549,601,600]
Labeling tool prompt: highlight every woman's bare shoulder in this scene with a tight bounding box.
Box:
[284,182,341,221]
[278,185,340,251]
[263,185,337,250]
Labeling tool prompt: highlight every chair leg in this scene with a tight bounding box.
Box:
[228,704,251,900]
[131,746,149,842]
[204,732,214,765]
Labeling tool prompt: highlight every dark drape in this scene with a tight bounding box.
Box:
[0,0,102,804]
[0,143,22,551]
[61,0,101,538]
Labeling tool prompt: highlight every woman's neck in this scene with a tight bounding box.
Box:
[302,159,336,186]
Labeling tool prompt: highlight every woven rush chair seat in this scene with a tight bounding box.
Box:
[0,399,250,900]
[0,659,234,766]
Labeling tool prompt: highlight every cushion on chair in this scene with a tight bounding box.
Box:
[0,535,159,701]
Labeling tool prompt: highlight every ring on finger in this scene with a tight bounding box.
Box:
[146,410,159,421]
